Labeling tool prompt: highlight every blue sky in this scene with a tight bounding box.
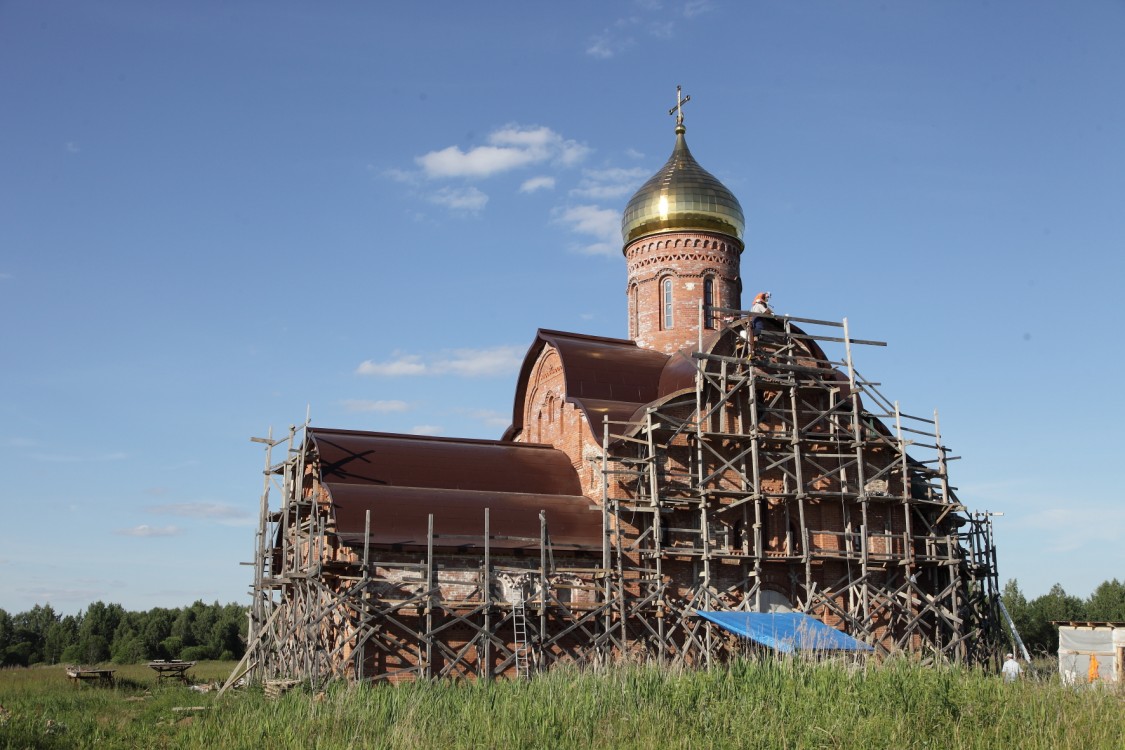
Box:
[2,1,1122,614]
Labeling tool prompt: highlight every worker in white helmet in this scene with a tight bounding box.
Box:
[751,291,773,336]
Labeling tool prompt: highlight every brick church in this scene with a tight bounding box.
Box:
[237,102,1001,684]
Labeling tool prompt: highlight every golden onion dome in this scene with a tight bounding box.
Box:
[621,123,745,249]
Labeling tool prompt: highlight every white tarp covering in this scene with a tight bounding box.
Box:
[1058,625,1121,685]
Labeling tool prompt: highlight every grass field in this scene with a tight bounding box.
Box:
[1,659,1122,749]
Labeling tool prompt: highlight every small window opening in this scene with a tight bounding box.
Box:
[662,278,674,330]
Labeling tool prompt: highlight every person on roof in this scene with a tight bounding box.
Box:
[750,291,773,335]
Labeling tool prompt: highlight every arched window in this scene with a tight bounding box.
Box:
[703,277,715,329]
[630,284,639,339]
[662,277,674,330]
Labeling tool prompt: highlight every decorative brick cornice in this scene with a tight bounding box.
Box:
[628,266,738,289]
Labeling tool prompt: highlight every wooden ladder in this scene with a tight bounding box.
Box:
[513,598,531,679]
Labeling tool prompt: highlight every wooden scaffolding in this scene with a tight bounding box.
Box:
[229,423,619,687]
[228,308,1001,689]
[597,309,1002,666]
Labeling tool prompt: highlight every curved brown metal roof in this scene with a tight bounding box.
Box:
[504,324,861,450]
[541,329,670,403]
[506,330,671,445]
[310,428,581,496]
[658,343,709,397]
[308,428,601,552]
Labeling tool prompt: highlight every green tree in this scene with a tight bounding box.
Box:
[1025,583,1084,655]
[211,614,244,659]
[160,635,184,660]
[191,601,218,649]
[170,607,198,649]
[111,615,146,664]
[141,608,176,659]
[999,579,1033,653]
[4,641,33,666]
[1,600,249,665]
[1084,579,1125,622]
[0,609,11,654]
[43,615,78,664]
[9,604,60,665]
[60,643,84,664]
[76,602,125,664]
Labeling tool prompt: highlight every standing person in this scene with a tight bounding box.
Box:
[750,291,773,335]
[1002,653,1022,682]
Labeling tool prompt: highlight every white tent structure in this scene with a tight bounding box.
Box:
[1057,622,1125,686]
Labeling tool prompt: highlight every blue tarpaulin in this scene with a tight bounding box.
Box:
[696,611,874,653]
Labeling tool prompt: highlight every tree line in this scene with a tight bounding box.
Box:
[2,579,1122,667]
[1001,578,1125,657]
[0,600,246,667]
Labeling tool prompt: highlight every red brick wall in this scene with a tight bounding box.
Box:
[624,230,742,354]
[520,344,605,498]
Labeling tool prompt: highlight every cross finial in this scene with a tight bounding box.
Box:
[668,85,692,126]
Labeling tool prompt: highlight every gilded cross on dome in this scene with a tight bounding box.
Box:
[668,85,692,126]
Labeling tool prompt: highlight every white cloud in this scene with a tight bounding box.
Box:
[2,437,39,448]
[520,176,556,193]
[490,125,558,150]
[433,346,523,377]
[570,167,648,200]
[416,125,589,179]
[587,3,711,59]
[554,141,592,168]
[356,354,427,376]
[411,425,444,436]
[382,167,422,186]
[27,450,129,463]
[555,204,622,256]
[428,186,489,213]
[586,32,626,59]
[682,0,714,18]
[147,502,250,520]
[557,204,621,237]
[576,242,618,257]
[342,399,411,413]
[160,459,202,472]
[1021,506,1125,553]
[65,141,80,153]
[17,584,109,601]
[459,408,511,428]
[356,346,523,378]
[419,145,534,179]
[116,524,181,538]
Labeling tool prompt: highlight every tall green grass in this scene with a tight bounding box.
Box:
[2,659,1121,749]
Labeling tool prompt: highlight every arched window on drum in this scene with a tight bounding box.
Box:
[703,276,716,329]
[661,277,674,330]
